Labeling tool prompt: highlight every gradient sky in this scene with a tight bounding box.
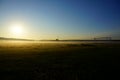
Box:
[0,0,120,40]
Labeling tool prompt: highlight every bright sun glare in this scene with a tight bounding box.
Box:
[11,24,23,34]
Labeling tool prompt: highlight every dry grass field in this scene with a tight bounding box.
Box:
[0,41,120,80]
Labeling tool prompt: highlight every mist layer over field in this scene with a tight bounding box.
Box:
[0,41,120,80]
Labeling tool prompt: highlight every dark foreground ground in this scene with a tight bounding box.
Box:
[0,41,120,80]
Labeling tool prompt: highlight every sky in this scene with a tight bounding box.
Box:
[0,0,120,40]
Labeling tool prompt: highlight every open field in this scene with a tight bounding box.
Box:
[0,41,120,80]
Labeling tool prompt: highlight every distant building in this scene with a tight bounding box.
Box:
[94,37,112,40]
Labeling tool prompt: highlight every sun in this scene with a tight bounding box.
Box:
[8,22,27,38]
[11,24,23,34]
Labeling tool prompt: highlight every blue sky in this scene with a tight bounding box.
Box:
[0,0,120,40]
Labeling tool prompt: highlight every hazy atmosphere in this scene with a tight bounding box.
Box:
[0,0,120,40]
[0,0,120,80]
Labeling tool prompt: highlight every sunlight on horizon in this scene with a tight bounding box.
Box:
[0,0,120,40]
[8,23,26,38]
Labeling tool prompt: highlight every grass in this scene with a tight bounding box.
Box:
[0,41,120,80]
